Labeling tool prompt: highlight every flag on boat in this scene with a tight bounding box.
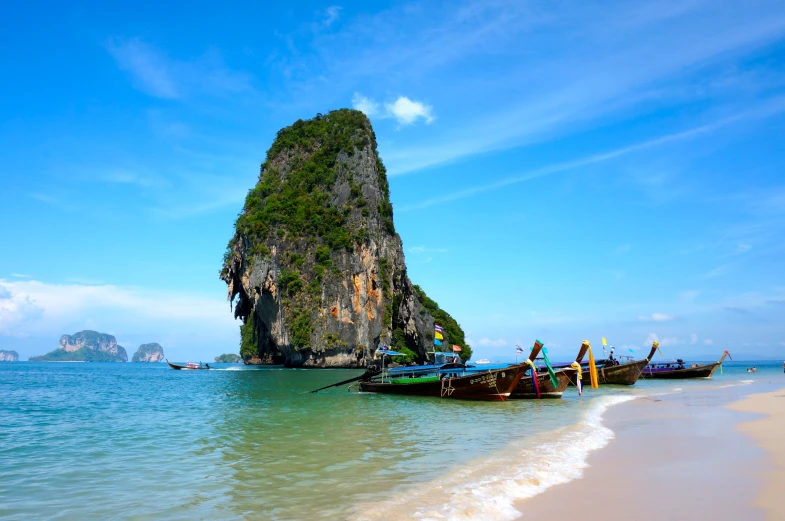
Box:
[434,339,443,347]
[628,348,634,353]
[516,345,523,354]
[452,344,462,352]
[434,324,443,333]
[435,331,444,340]
[602,337,607,347]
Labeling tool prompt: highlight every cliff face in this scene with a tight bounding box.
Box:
[221,109,471,367]
[0,350,19,362]
[30,331,128,362]
[132,343,164,362]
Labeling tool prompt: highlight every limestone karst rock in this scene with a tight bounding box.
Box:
[30,331,128,362]
[221,109,471,367]
[132,343,164,362]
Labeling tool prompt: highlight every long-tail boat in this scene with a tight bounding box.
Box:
[557,342,660,386]
[640,350,731,379]
[510,340,589,398]
[166,359,210,370]
[357,356,529,401]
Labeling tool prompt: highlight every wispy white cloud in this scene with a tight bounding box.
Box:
[399,102,785,210]
[639,313,675,322]
[106,37,255,100]
[645,332,678,347]
[408,246,449,254]
[11,274,31,279]
[477,337,507,347]
[680,290,700,301]
[352,93,434,125]
[350,2,785,174]
[614,244,632,254]
[107,38,178,98]
[0,278,236,340]
[352,93,380,117]
[323,6,343,27]
[704,339,714,345]
[385,97,435,125]
[689,333,698,344]
[702,264,730,279]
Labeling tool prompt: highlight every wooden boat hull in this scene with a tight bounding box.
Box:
[510,369,574,399]
[575,359,648,386]
[358,364,527,401]
[640,361,720,379]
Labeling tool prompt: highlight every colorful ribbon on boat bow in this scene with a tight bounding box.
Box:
[541,348,560,388]
[570,362,583,395]
[524,359,540,399]
[587,343,600,389]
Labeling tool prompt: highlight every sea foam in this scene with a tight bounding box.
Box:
[350,394,636,521]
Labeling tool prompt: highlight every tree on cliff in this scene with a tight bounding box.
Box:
[221,109,471,367]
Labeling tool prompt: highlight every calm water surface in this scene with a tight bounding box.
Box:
[0,360,780,520]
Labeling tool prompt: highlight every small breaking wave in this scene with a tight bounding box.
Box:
[350,394,635,521]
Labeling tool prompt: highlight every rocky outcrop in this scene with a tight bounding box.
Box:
[132,343,164,362]
[215,353,242,363]
[30,331,128,362]
[221,109,471,367]
[0,350,19,362]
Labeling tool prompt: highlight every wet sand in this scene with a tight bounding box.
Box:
[514,384,783,521]
[728,388,785,520]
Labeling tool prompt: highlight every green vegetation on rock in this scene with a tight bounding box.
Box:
[30,347,126,362]
[413,285,473,362]
[214,353,242,363]
[229,109,382,257]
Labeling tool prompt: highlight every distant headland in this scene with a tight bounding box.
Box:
[30,331,129,362]
[0,350,19,362]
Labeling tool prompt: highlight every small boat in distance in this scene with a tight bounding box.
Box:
[166,359,211,370]
[640,350,731,379]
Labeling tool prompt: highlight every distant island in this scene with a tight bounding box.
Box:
[132,343,164,362]
[0,350,19,362]
[30,331,128,362]
[214,353,242,363]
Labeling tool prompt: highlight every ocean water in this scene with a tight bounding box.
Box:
[0,360,780,520]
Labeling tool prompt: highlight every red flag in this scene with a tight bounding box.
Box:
[452,345,462,352]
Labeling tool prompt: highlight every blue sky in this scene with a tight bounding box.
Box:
[1,0,784,362]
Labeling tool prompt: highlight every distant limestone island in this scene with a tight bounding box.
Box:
[132,343,164,362]
[214,353,242,363]
[29,331,166,362]
[0,350,19,362]
[30,331,129,362]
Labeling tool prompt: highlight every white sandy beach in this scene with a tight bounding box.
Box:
[515,383,785,521]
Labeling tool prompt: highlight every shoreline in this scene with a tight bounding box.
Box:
[514,380,784,521]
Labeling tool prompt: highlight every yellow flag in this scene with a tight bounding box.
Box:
[601,337,607,347]
[435,331,444,340]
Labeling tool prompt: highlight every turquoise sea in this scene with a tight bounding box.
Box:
[1,360,781,520]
